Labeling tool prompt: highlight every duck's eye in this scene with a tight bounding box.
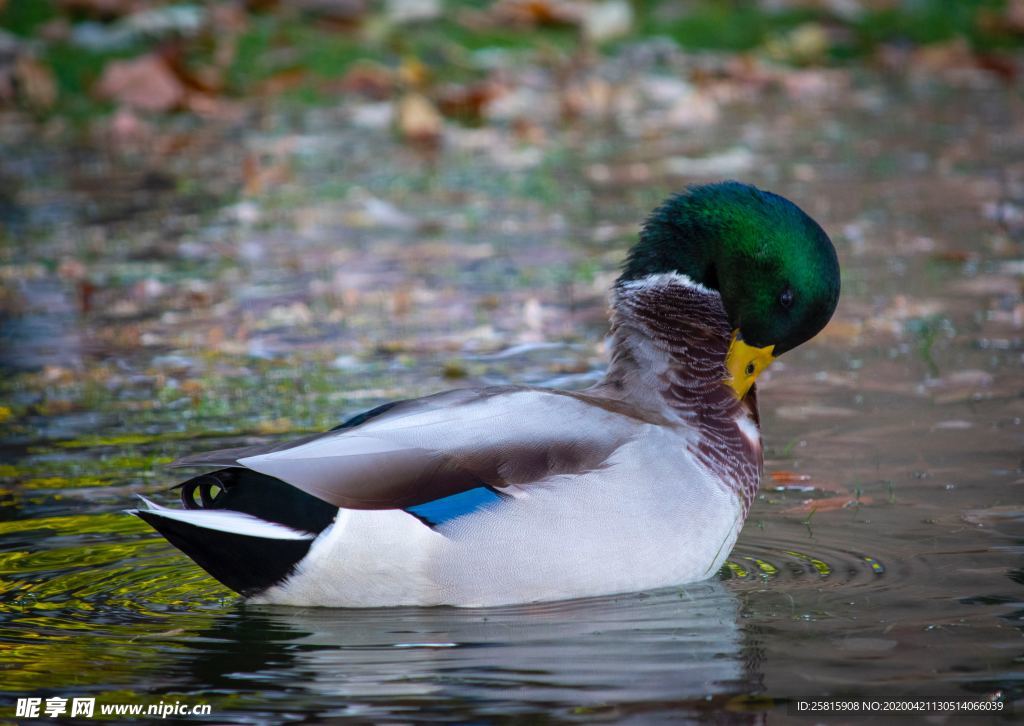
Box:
[779,287,794,310]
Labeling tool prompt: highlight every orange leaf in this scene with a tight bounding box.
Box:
[770,470,811,483]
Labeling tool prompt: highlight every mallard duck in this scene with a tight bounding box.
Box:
[132,181,840,607]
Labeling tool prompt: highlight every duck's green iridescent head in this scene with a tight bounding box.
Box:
[619,181,840,398]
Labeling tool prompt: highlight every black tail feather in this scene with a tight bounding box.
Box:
[136,467,338,597]
[135,509,313,597]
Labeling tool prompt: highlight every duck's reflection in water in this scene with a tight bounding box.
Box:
[189,580,762,720]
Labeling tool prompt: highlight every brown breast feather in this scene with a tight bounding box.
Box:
[610,278,763,514]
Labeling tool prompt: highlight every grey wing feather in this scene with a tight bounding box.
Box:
[170,386,641,511]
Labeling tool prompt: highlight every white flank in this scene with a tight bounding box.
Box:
[131,495,315,541]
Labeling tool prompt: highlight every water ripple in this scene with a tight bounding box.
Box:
[727,535,891,591]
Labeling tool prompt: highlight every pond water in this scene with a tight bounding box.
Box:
[1,63,1022,721]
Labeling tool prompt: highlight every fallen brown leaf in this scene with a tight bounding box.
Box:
[58,0,137,20]
[397,92,443,146]
[333,61,394,99]
[15,55,57,111]
[770,470,812,483]
[784,495,873,514]
[931,250,973,263]
[511,117,546,144]
[489,0,583,28]
[436,82,501,124]
[257,67,309,96]
[183,91,245,121]
[96,54,185,112]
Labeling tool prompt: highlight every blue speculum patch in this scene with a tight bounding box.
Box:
[405,487,503,527]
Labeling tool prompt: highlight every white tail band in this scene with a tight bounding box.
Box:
[130,495,316,541]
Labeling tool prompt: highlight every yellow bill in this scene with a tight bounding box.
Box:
[725,330,776,399]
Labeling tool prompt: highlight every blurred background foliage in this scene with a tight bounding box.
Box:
[2,0,1023,121]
